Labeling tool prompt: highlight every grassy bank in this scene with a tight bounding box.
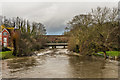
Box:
[0,51,15,59]
[93,51,120,57]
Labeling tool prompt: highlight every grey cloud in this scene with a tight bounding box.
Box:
[1,2,117,35]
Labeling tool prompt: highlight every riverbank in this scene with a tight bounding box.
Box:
[0,48,49,59]
[93,51,120,60]
[68,51,120,61]
[96,51,120,56]
[1,48,120,61]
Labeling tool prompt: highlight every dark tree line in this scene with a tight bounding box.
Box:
[0,16,46,35]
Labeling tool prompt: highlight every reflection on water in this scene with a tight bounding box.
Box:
[2,49,119,78]
[68,56,117,78]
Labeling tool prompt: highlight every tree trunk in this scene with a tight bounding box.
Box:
[103,51,107,60]
[13,39,17,56]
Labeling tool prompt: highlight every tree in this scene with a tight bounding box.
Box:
[67,14,93,54]
[26,20,31,34]
[66,7,119,59]
[91,7,118,59]
[1,16,47,56]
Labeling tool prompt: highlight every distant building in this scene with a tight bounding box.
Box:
[2,28,10,47]
[0,24,14,47]
[0,33,2,45]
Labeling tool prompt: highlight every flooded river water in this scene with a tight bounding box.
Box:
[1,49,119,78]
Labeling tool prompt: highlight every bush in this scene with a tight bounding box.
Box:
[17,33,46,56]
[2,47,11,51]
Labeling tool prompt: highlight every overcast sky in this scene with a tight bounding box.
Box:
[1,2,118,35]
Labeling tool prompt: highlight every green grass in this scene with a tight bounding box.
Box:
[0,51,15,59]
[94,51,120,57]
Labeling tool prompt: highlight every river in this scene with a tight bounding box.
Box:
[1,49,119,78]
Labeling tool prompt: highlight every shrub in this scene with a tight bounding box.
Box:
[2,47,11,51]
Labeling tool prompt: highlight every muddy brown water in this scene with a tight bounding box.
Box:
[1,49,119,78]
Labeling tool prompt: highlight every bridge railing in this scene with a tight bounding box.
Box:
[45,43,68,46]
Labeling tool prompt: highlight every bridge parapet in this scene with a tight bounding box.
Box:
[45,43,68,46]
[42,35,69,43]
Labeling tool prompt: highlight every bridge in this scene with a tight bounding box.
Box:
[45,43,68,48]
[42,35,69,48]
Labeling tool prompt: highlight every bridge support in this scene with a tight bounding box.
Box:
[46,43,68,49]
[52,46,56,49]
[52,46,54,49]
